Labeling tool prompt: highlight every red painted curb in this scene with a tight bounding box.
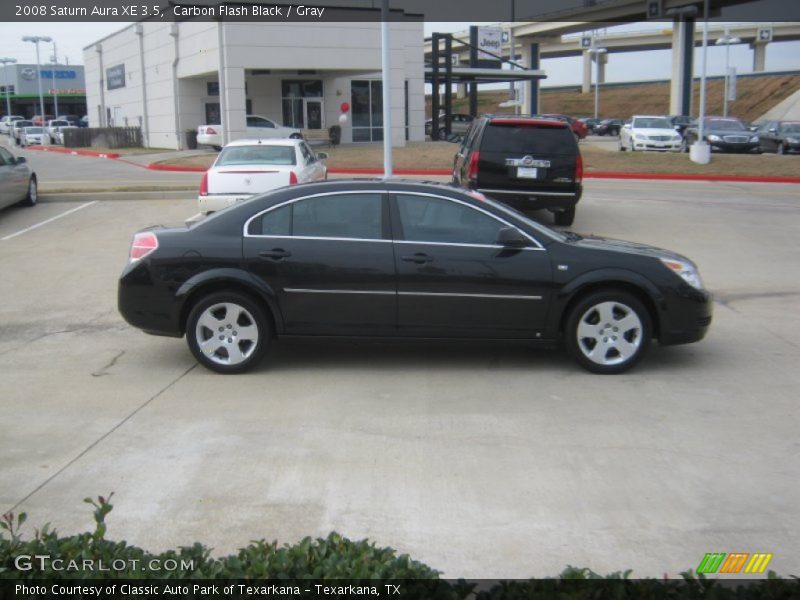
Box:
[328,167,452,176]
[25,145,120,159]
[147,163,207,172]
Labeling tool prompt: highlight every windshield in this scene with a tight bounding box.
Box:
[16,121,33,128]
[705,118,746,131]
[216,145,297,166]
[25,127,44,133]
[780,123,800,134]
[633,117,672,129]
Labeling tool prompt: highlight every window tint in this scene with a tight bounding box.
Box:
[217,145,296,166]
[261,204,291,236]
[396,194,505,245]
[293,194,382,239]
[481,123,576,154]
[299,143,314,164]
[247,117,275,128]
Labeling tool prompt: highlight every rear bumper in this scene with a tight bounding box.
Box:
[197,133,221,147]
[477,186,582,211]
[198,193,253,214]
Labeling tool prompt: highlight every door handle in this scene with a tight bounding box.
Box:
[259,249,291,260]
[401,253,433,265]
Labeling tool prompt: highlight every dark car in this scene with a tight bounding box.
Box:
[539,114,587,139]
[57,114,83,128]
[118,180,711,375]
[425,113,475,140]
[683,117,760,153]
[755,120,800,154]
[452,115,582,226]
[578,117,601,134]
[594,118,624,136]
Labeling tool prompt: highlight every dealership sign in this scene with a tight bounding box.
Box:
[106,64,126,90]
[477,26,503,60]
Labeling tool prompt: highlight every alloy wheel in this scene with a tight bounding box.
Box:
[194,302,260,367]
[575,301,643,367]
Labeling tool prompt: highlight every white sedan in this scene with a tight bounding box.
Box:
[619,115,683,152]
[198,138,328,214]
[197,115,303,150]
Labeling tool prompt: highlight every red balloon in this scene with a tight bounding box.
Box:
[340,102,350,114]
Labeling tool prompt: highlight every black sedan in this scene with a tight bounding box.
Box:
[118,181,712,374]
[683,117,760,153]
[594,119,624,136]
[756,120,800,155]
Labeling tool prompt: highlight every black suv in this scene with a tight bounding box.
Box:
[453,115,582,226]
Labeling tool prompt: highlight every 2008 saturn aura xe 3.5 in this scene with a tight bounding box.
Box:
[118,180,711,374]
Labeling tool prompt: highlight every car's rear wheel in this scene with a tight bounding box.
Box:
[20,176,37,207]
[186,292,270,374]
[553,207,575,227]
[565,290,652,374]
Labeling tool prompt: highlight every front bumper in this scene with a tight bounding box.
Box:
[632,140,682,152]
[658,287,713,346]
[708,140,760,153]
[198,193,253,214]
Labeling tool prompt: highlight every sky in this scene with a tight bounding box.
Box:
[0,21,798,88]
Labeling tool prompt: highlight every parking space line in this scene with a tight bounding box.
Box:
[1,201,99,241]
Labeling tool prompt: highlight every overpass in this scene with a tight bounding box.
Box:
[423,0,796,116]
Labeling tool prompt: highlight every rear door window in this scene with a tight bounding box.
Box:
[481,123,576,154]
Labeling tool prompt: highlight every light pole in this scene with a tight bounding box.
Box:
[0,57,17,118]
[587,46,607,121]
[22,36,52,122]
[50,41,59,117]
[716,28,740,118]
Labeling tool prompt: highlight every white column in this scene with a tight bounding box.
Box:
[751,42,767,72]
[582,51,592,94]
[222,66,247,143]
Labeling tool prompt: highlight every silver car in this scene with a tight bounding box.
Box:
[20,127,46,147]
[0,146,37,210]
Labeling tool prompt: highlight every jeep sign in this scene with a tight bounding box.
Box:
[477,26,503,61]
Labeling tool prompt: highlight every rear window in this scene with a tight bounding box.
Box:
[216,145,296,166]
[481,123,576,154]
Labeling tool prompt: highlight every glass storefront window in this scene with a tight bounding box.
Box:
[351,79,384,142]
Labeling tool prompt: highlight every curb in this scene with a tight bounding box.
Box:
[147,162,208,172]
[25,145,121,159]
[40,190,196,203]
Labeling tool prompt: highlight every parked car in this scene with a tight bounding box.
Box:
[197,116,303,151]
[20,126,46,146]
[668,115,696,136]
[0,115,24,135]
[53,126,79,146]
[11,120,33,144]
[31,115,54,127]
[578,117,601,134]
[619,115,683,152]
[594,118,624,136]
[0,146,37,210]
[538,114,588,139]
[57,114,83,128]
[45,119,71,143]
[755,120,800,155]
[119,180,711,375]
[452,115,582,226]
[198,138,328,214]
[683,117,761,153]
[425,113,475,140]
[80,116,89,127]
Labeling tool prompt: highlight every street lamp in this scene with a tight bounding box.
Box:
[716,28,740,118]
[50,41,59,117]
[587,46,607,121]
[22,35,52,122]
[0,57,17,118]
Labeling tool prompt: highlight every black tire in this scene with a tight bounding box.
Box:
[290,133,303,140]
[186,291,270,374]
[618,139,626,152]
[212,145,222,152]
[19,176,37,207]
[553,207,575,227]
[565,290,652,374]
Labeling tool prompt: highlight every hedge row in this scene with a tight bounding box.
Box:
[2,496,798,599]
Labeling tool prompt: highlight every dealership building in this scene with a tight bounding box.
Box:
[0,63,87,119]
[82,16,426,149]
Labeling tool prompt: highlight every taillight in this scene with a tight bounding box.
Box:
[575,153,583,184]
[467,151,480,183]
[199,171,209,196]
[289,171,298,185]
[130,232,158,262]
[205,127,217,134]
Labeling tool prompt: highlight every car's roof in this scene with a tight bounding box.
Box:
[223,138,302,148]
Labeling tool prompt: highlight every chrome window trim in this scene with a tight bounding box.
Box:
[392,191,545,250]
[285,288,395,295]
[253,235,391,243]
[243,190,387,240]
[394,240,540,251]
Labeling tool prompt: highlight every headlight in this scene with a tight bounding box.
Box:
[672,135,682,141]
[785,137,798,144]
[634,133,646,140]
[707,134,721,142]
[749,135,759,143]
[660,258,704,290]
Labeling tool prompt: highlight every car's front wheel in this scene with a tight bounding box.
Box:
[565,290,652,374]
[20,176,37,207]
[186,291,270,374]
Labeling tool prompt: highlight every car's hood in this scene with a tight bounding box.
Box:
[632,128,679,137]
[571,234,690,263]
[705,128,753,136]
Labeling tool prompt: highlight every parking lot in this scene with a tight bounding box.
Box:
[1,146,799,578]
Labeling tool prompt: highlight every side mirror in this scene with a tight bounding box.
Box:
[316,152,329,160]
[496,227,530,248]
[768,127,777,133]
[15,156,26,164]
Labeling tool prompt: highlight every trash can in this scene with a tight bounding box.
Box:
[185,129,198,150]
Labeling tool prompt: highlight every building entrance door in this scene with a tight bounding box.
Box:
[304,99,323,129]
